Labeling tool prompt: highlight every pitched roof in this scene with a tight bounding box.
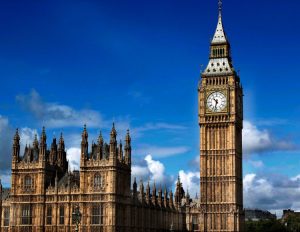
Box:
[211,14,228,44]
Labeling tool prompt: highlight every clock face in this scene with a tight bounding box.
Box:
[207,91,227,112]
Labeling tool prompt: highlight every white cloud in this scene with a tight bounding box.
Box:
[132,166,150,179]
[243,173,300,217]
[66,147,81,171]
[16,89,104,128]
[243,120,295,155]
[145,155,165,183]
[134,145,189,158]
[178,170,200,198]
[291,174,300,181]
[132,155,173,188]
[19,127,38,152]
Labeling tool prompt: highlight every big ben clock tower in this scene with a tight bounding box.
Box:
[198,1,244,231]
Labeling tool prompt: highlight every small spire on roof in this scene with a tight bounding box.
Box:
[218,0,222,16]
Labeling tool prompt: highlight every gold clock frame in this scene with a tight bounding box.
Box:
[205,89,229,114]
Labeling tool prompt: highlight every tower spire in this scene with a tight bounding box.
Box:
[218,0,222,16]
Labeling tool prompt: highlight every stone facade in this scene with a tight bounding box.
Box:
[0,1,244,232]
[197,4,245,232]
[0,125,199,232]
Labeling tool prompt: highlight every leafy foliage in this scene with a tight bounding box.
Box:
[245,219,288,232]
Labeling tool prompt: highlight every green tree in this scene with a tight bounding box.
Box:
[284,214,300,232]
[245,219,288,232]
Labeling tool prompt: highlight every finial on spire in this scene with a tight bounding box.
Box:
[218,0,222,16]
[98,131,103,144]
[110,122,117,136]
[14,128,20,143]
[41,126,47,142]
[82,124,88,139]
[33,134,38,147]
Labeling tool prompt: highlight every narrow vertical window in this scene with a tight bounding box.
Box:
[46,206,52,225]
[24,176,32,190]
[94,174,103,189]
[4,208,10,226]
[59,206,64,225]
[21,205,32,225]
[91,204,103,225]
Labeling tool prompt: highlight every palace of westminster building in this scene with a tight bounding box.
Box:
[0,1,245,231]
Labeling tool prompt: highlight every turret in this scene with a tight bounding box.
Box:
[33,134,39,149]
[169,190,174,209]
[39,127,47,162]
[186,189,190,205]
[133,177,137,199]
[152,182,157,205]
[50,137,58,165]
[158,185,163,207]
[57,133,65,167]
[118,140,123,162]
[109,123,117,161]
[139,180,144,203]
[81,125,88,161]
[32,134,39,161]
[124,129,131,165]
[175,175,185,208]
[97,132,104,160]
[12,128,20,162]
[146,181,151,205]
[164,186,168,208]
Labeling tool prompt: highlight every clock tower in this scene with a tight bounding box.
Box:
[198,1,244,231]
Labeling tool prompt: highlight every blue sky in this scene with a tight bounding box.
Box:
[1,0,300,215]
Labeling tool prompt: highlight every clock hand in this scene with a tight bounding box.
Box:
[214,98,219,105]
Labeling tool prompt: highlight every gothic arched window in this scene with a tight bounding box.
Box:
[94,174,103,189]
[24,176,33,190]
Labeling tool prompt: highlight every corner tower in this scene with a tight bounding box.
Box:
[198,1,244,231]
